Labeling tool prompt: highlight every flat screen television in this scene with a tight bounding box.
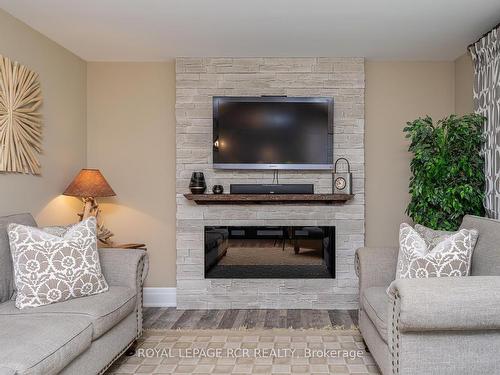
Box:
[213,96,333,170]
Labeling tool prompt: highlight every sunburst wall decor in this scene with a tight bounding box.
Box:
[0,55,43,175]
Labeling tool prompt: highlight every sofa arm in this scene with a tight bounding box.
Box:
[388,276,500,332]
[355,247,398,297]
[99,248,149,291]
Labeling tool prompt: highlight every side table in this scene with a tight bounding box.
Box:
[98,243,147,250]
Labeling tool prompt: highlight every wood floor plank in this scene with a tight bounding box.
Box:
[299,309,311,328]
[151,307,184,329]
[348,309,359,326]
[322,309,334,328]
[197,310,225,329]
[278,309,287,328]
[142,307,154,321]
[144,308,359,330]
[170,310,192,329]
[217,309,240,329]
[328,310,341,326]
[309,309,329,328]
[141,307,154,325]
[254,309,268,329]
[171,309,206,329]
[286,309,302,329]
[232,309,248,329]
[328,309,354,328]
[196,310,217,329]
[264,309,279,328]
[243,309,260,328]
[143,307,167,328]
[341,309,355,327]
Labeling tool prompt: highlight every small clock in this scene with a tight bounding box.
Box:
[335,176,347,190]
[333,158,352,195]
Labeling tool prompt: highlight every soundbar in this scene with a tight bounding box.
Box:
[230,184,314,195]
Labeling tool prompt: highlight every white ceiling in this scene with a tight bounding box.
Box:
[1,0,499,61]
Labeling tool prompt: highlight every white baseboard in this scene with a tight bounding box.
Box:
[143,287,177,307]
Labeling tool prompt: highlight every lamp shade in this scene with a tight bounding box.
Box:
[63,169,116,198]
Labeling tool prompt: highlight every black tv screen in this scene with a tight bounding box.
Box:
[213,96,333,170]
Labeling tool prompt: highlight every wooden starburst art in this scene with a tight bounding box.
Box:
[0,55,43,175]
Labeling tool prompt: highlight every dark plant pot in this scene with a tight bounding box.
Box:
[189,172,206,194]
[212,185,224,194]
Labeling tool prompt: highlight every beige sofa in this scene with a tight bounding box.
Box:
[0,213,149,375]
[356,215,500,375]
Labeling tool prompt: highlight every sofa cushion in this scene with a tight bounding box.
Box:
[461,215,500,276]
[0,286,136,340]
[8,217,109,309]
[0,213,37,303]
[361,287,389,343]
[0,314,92,375]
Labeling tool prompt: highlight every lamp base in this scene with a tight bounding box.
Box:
[79,197,114,245]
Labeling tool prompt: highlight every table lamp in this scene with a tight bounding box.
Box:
[63,169,116,245]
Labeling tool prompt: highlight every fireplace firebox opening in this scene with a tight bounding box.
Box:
[204,226,335,279]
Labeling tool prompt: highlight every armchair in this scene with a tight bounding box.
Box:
[356,215,500,375]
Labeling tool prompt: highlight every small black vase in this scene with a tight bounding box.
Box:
[212,185,224,194]
[189,172,206,194]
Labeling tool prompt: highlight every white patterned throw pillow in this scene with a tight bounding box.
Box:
[413,224,455,248]
[8,217,108,309]
[397,223,478,279]
[40,224,73,237]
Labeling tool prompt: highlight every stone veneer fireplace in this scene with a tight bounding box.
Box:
[176,57,365,309]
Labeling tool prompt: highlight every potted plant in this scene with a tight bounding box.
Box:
[404,114,486,230]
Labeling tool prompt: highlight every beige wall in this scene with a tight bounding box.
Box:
[454,53,474,115]
[1,4,475,286]
[0,9,86,225]
[365,61,456,247]
[86,60,472,287]
[86,62,176,287]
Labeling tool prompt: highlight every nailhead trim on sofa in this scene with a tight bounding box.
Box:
[97,255,147,374]
[390,291,401,375]
[354,253,361,278]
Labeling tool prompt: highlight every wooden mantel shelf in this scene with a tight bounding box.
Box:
[184,193,354,205]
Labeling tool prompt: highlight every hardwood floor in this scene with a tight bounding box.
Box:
[143,307,358,330]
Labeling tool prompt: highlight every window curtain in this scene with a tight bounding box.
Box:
[469,25,500,219]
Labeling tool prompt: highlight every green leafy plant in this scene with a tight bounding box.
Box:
[404,114,486,230]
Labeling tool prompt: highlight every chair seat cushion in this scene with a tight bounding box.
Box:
[0,315,92,375]
[0,286,136,340]
[361,286,389,343]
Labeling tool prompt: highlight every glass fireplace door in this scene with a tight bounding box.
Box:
[204,226,335,279]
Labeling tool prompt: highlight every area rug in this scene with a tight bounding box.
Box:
[106,328,380,374]
[219,245,323,266]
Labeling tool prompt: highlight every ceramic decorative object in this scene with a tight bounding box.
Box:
[189,172,207,194]
[212,185,224,194]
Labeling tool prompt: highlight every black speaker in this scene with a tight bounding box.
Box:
[230,184,314,194]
